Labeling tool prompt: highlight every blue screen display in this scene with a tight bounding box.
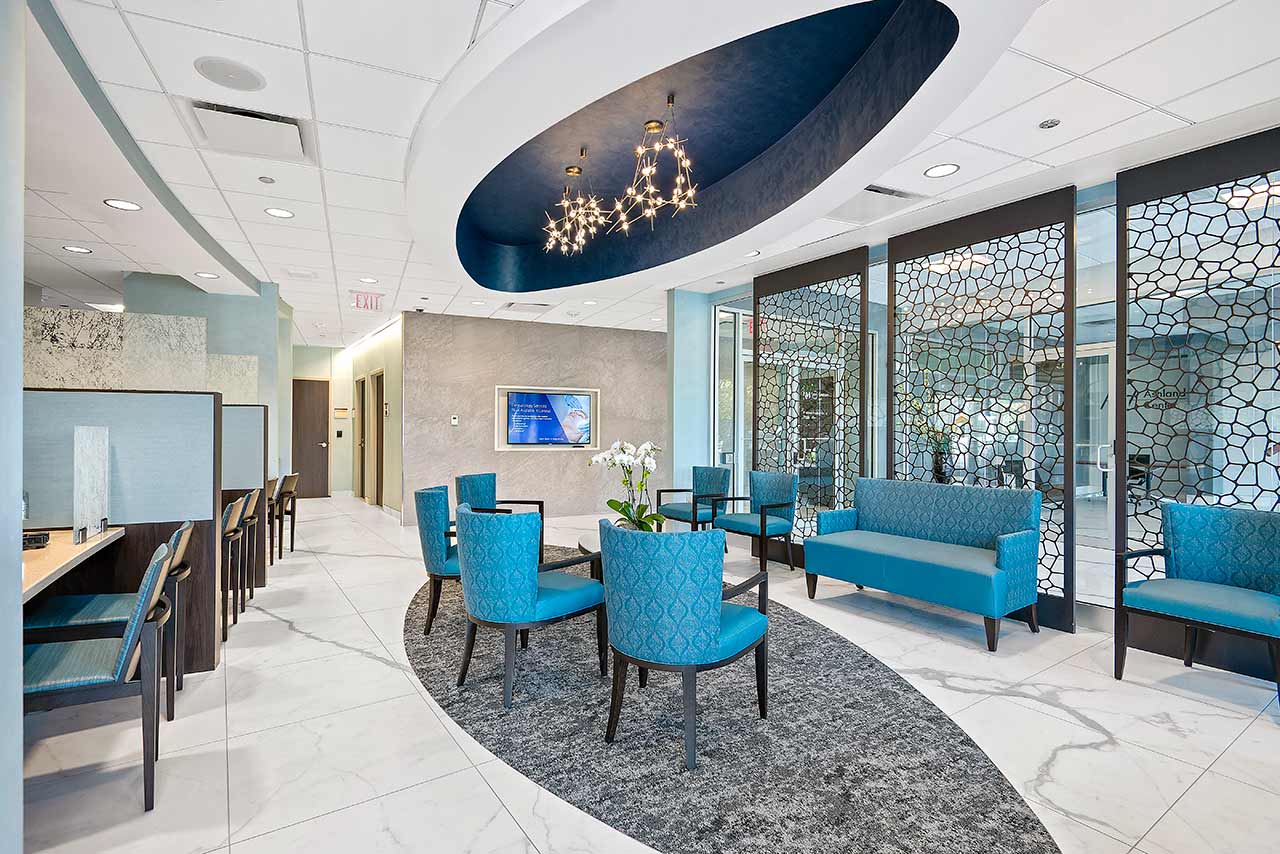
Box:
[506,392,591,445]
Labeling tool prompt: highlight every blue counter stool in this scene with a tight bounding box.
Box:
[277,472,299,559]
[656,465,731,532]
[454,505,605,708]
[240,487,262,603]
[710,471,799,574]
[264,476,278,565]
[221,496,245,641]
[456,472,545,562]
[598,522,768,770]
[414,486,460,635]
[24,542,172,810]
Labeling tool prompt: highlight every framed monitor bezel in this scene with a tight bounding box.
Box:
[494,385,600,451]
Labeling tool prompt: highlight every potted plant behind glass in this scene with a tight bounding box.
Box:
[901,386,969,484]
[590,440,665,531]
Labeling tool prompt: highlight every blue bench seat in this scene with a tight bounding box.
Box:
[1124,578,1280,639]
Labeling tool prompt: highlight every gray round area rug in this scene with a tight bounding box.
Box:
[403,546,1060,854]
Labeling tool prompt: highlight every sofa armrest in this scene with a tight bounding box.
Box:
[816,508,858,536]
[996,528,1040,612]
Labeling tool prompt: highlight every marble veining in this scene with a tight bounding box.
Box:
[73,425,109,538]
[24,307,123,350]
[207,354,259,404]
[123,312,207,354]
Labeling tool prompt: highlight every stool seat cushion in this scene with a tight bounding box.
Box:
[533,571,605,622]
[658,501,712,523]
[24,593,137,630]
[1125,578,1280,638]
[23,639,122,694]
[713,513,792,537]
[717,602,768,661]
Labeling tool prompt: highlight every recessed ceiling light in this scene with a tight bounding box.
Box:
[103,198,141,211]
[471,300,485,306]
[923,163,960,179]
[194,271,219,279]
[258,176,276,184]
[264,207,294,219]
[583,300,598,306]
[745,250,761,258]
[358,277,378,284]
[61,245,92,254]
[194,56,266,92]
[1038,118,1061,130]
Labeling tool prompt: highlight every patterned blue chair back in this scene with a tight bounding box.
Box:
[749,471,798,522]
[1163,502,1280,595]
[455,504,541,624]
[414,486,451,575]
[235,488,259,527]
[221,497,245,536]
[456,473,498,509]
[166,521,194,569]
[692,466,731,498]
[853,479,1040,549]
[598,521,726,666]
[116,542,170,682]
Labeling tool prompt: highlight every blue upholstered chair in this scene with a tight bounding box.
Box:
[454,505,605,708]
[656,466,731,531]
[25,522,194,721]
[24,542,172,811]
[415,486,461,635]
[1118,502,1280,696]
[710,470,799,574]
[456,472,545,561]
[220,496,245,641]
[598,521,768,770]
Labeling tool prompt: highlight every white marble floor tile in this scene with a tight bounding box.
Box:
[419,690,497,766]
[1027,801,1133,854]
[227,695,470,841]
[231,768,535,854]
[238,580,360,623]
[222,612,385,670]
[1210,702,1280,795]
[335,573,427,614]
[1136,771,1280,854]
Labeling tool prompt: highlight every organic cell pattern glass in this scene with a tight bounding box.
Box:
[892,225,1069,599]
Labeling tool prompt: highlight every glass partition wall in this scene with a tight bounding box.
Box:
[714,300,754,495]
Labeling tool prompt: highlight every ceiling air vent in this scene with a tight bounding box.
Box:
[828,184,930,226]
[500,302,552,315]
[191,102,306,161]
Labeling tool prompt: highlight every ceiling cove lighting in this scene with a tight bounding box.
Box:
[61,245,93,254]
[194,271,219,279]
[923,162,960,179]
[87,303,124,313]
[612,94,696,235]
[264,207,295,219]
[543,147,608,255]
[103,198,142,211]
[583,300,598,306]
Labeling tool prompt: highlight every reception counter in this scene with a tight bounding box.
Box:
[22,528,126,603]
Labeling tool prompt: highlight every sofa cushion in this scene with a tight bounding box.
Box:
[713,513,792,537]
[805,530,1006,617]
[1124,577,1280,638]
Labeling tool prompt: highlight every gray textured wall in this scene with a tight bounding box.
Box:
[401,312,669,525]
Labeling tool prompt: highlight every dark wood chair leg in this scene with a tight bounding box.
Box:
[1114,607,1129,680]
[682,669,698,771]
[503,627,517,708]
[173,579,185,691]
[140,623,158,811]
[1028,602,1040,633]
[755,637,768,719]
[221,548,230,643]
[638,667,648,689]
[595,606,608,677]
[457,622,477,686]
[247,525,255,600]
[268,504,275,564]
[605,651,627,742]
[1270,639,1280,700]
[520,629,529,649]
[805,572,817,599]
[757,535,767,575]
[784,534,796,572]
[289,497,296,553]
[1183,625,1198,667]
[231,541,241,625]
[278,511,285,560]
[163,610,176,723]
[424,578,442,635]
[983,617,1000,652]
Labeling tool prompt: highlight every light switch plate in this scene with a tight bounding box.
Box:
[450,415,459,426]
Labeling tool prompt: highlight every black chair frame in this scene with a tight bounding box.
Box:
[222,525,243,641]
[277,490,297,558]
[709,497,797,574]
[605,570,768,770]
[654,489,727,532]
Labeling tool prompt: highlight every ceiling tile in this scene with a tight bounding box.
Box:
[301,0,477,79]
[24,216,100,241]
[758,218,852,258]
[940,159,1047,199]
[402,261,441,279]
[329,232,410,260]
[327,206,413,240]
[139,141,214,186]
[263,262,333,283]
[253,245,333,267]
[170,183,233,217]
[322,171,406,214]
[395,292,447,313]
[333,256,406,277]
[315,124,407,180]
[201,151,323,202]
[1089,0,1280,106]
[475,1,511,41]
[1014,0,1228,74]
[959,78,1147,159]
[937,52,1071,136]
[56,0,160,89]
[874,137,1021,196]
[222,191,327,229]
[307,55,436,136]
[195,215,246,242]
[897,132,950,164]
[397,276,460,296]
[101,84,190,146]
[1036,109,1190,167]
[25,191,70,218]
[240,220,332,250]
[120,0,304,49]
[1164,57,1280,121]
[444,294,499,317]
[26,237,133,263]
[128,16,312,118]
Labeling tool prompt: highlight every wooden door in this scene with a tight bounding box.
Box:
[354,377,366,498]
[373,372,385,506]
[292,378,330,498]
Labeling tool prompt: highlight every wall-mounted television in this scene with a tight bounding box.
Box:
[495,386,600,450]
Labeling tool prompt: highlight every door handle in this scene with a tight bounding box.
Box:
[319,442,328,448]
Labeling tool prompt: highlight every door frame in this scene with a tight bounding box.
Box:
[371,369,385,508]
[354,375,367,500]
[293,375,333,496]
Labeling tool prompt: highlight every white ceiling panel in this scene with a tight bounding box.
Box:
[1036,109,1189,167]
[24,216,100,242]
[875,137,1021,196]
[315,124,408,181]
[240,220,332,251]
[397,276,460,296]
[170,183,233,217]
[138,141,214,187]
[939,159,1047,199]
[1013,0,1228,74]
[307,55,436,136]
[402,261,442,279]
[263,262,332,283]
[959,78,1147,159]
[25,190,68,218]
[322,171,406,214]
[327,206,413,240]
[253,244,333,267]
[301,0,478,80]
[201,151,323,202]
[222,191,327,230]
[937,52,1070,136]
[101,84,190,146]
[394,292,448,313]
[26,237,134,263]
[56,0,159,89]
[128,16,312,117]
[194,215,246,242]
[329,232,410,260]
[120,0,304,49]
[443,294,500,317]
[475,1,512,41]
[332,255,407,277]
[1089,0,1280,107]
[1164,57,1280,122]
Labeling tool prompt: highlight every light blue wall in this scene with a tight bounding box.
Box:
[223,405,266,490]
[667,289,715,484]
[276,304,293,476]
[23,391,215,527]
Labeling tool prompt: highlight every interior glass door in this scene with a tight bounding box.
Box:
[1074,344,1115,605]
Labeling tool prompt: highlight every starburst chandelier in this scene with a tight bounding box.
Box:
[612,94,696,234]
[543,147,609,255]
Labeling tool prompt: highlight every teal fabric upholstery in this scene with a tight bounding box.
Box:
[1162,502,1280,595]
[111,542,172,682]
[533,571,606,622]
[23,638,121,694]
[1125,578,1280,638]
[456,473,498,509]
[599,521,765,666]
[658,501,713,524]
[25,593,136,630]
[415,487,460,577]
[805,479,1042,620]
[693,465,732,499]
[234,489,257,527]
[220,499,239,532]
[748,471,798,522]
[713,513,793,537]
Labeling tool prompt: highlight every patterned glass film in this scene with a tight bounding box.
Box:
[1124,170,1280,580]
[756,273,862,539]
[892,225,1069,599]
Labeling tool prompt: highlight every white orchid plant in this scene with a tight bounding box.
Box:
[590,440,665,531]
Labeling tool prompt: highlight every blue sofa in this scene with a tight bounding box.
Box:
[804,478,1043,650]
[1118,502,1280,696]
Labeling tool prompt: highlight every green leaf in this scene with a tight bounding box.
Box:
[635,519,654,532]
[606,498,626,514]
[644,513,666,525]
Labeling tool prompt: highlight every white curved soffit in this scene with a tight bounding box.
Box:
[405,0,1044,295]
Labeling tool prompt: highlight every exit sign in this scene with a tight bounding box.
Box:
[350,290,384,312]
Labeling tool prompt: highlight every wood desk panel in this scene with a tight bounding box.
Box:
[22,528,125,603]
